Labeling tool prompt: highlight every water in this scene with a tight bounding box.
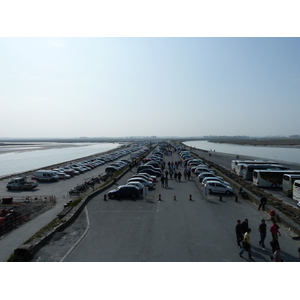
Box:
[0,142,121,177]
[183,140,300,166]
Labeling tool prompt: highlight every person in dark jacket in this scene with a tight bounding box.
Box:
[241,218,249,234]
[236,220,243,248]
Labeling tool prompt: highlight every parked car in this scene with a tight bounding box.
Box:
[107,185,140,200]
[194,166,214,175]
[137,172,156,181]
[198,172,222,182]
[132,174,154,182]
[202,177,230,186]
[138,168,161,177]
[137,165,161,174]
[126,181,144,194]
[204,181,233,195]
[127,177,153,188]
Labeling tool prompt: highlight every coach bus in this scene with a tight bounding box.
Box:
[232,160,278,175]
[253,170,300,188]
[292,180,300,202]
[282,174,300,197]
[242,164,288,180]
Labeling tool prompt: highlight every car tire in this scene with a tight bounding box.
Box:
[109,194,114,199]
[225,190,231,195]
[209,189,212,194]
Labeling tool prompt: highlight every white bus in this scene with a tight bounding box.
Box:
[232,160,278,175]
[292,180,300,202]
[242,164,288,180]
[253,170,300,188]
[282,174,300,197]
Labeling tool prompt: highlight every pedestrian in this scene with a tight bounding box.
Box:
[165,170,168,179]
[270,219,281,240]
[187,169,191,180]
[258,219,267,250]
[273,247,283,262]
[298,246,300,259]
[177,171,182,181]
[236,220,244,248]
[184,169,187,180]
[169,169,173,179]
[241,218,249,234]
[161,176,165,188]
[174,171,178,181]
[270,236,280,261]
[258,196,267,210]
[239,228,254,260]
[165,176,169,188]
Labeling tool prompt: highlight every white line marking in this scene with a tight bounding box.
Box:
[59,206,91,262]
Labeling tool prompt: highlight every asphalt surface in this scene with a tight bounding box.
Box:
[30,150,300,262]
[0,146,143,261]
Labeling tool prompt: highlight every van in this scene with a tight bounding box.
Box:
[32,170,59,182]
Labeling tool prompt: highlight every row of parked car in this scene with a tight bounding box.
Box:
[32,145,146,182]
[107,148,164,200]
[179,149,234,195]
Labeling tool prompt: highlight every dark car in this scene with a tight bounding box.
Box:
[107,185,140,200]
[140,168,161,176]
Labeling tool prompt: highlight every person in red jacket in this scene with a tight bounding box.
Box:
[270,220,281,240]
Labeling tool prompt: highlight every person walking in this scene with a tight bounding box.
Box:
[169,169,173,179]
[165,175,169,188]
[270,236,280,261]
[239,228,254,260]
[241,219,249,234]
[270,219,281,240]
[258,196,267,210]
[161,176,165,188]
[258,219,267,250]
[236,220,244,248]
[177,171,182,182]
[273,247,283,262]
[174,171,178,181]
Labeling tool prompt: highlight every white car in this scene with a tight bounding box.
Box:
[127,177,153,188]
[126,181,144,194]
[202,177,230,186]
[204,181,233,195]
[198,172,220,182]
[194,167,214,175]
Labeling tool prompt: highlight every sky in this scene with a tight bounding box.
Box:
[1,2,299,139]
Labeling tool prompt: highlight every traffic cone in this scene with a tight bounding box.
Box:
[189,194,192,201]
[174,196,176,201]
[158,194,162,201]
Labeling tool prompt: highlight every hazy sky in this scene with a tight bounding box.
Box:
[1,37,299,138]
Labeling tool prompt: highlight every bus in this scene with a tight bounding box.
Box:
[282,174,300,197]
[242,164,288,180]
[232,160,278,175]
[292,180,300,202]
[253,170,300,188]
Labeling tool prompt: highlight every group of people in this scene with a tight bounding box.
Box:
[236,218,284,262]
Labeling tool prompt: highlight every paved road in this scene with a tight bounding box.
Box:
[31,150,300,262]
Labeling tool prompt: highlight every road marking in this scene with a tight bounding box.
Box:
[59,206,91,262]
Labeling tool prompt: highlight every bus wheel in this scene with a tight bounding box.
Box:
[271,183,277,188]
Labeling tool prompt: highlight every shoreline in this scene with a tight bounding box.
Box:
[0,143,125,181]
